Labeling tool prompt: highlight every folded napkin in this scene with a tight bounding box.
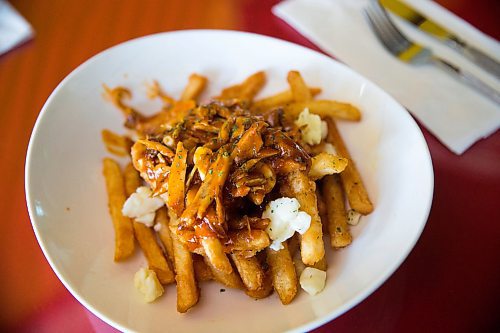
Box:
[274,0,500,154]
[0,0,34,55]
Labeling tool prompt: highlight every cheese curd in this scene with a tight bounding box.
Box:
[347,209,361,226]
[295,108,328,145]
[122,186,164,227]
[134,267,164,302]
[299,267,327,296]
[323,143,337,155]
[263,197,311,251]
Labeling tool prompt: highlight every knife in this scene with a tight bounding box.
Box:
[380,0,500,79]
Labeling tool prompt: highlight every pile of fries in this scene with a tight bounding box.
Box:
[102,70,373,312]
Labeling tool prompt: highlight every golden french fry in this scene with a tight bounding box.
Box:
[218,71,266,102]
[102,158,135,261]
[180,74,207,102]
[167,142,187,217]
[308,255,328,271]
[135,139,174,158]
[231,253,264,291]
[287,234,300,256]
[218,84,242,100]
[192,254,213,282]
[245,267,273,299]
[322,174,352,248]
[171,231,199,313]
[155,207,175,266]
[226,229,270,253]
[266,243,297,305]
[203,255,243,289]
[251,87,321,112]
[123,164,175,284]
[309,152,348,180]
[287,70,312,102]
[124,163,141,196]
[315,187,329,234]
[201,237,233,274]
[134,222,175,284]
[239,71,266,102]
[147,80,176,105]
[101,129,133,157]
[286,100,361,121]
[282,171,325,265]
[325,118,373,215]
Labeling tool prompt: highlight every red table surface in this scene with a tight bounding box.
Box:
[1,0,499,332]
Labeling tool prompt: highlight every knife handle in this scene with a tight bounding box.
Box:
[446,38,500,79]
[434,58,500,105]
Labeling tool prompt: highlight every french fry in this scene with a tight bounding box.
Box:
[315,187,329,234]
[287,233,300,256]
[156,207,175,265]
[101,129,133,157]
[218,71,266,102]
[309,152,348,180]
[167,142,187,217]
[231,253,264,291]
[102,158,135,261]
[135,139,174,159]
[287,70,312,102]
[283,171,325,265]
[204,255,243,289]
[245,267,273,299]
[308,255,328,271]
[239,71,267,102]
[251,87,321,113]
[225,229,270,253]
[124,164,175,284]
[147,80,176,106]
[181,147,233,224]
[171,231,199,313]
[123,163,141,195]
[201,237,233,274]
[286,100,361,121]
[322,174,352,248]
[325,118,373,215]
[218,84,242,100]
[180,74,207,102]
[266,243,297,305]
[192,254,213,282]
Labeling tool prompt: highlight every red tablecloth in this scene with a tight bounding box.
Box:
[1,0,499,332]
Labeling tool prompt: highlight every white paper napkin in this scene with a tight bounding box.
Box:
[0,0,34,55]
[274,0,500,154]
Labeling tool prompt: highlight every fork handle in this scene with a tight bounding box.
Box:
[445,38,500,79]
[433,58,500,105]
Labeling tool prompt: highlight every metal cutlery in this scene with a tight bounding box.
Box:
[364,0,500,104]
[380,0,500,79]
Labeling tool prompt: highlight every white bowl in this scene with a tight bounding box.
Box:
[26,30,433,333]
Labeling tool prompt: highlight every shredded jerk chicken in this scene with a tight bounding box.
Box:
[107,86,316,254]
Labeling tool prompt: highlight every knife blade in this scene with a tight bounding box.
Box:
[380,0,500,79]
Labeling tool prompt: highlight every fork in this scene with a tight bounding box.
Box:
[364,0,500,104]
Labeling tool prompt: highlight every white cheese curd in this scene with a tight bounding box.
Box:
[321,120,328,139]
[263,197,312,251]
[134,267,164,302]
[153,223,162,232]
[323,143,337,155]
[295,108,328,145]
[122,186,165,227]
[299,267,327,296]
[346,209,361,226]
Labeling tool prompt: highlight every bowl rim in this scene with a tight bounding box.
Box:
[25,29,434,333]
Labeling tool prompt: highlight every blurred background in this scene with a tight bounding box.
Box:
[1,0,498,332]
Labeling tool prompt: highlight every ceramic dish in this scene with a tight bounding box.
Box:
[26,30,433,333]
